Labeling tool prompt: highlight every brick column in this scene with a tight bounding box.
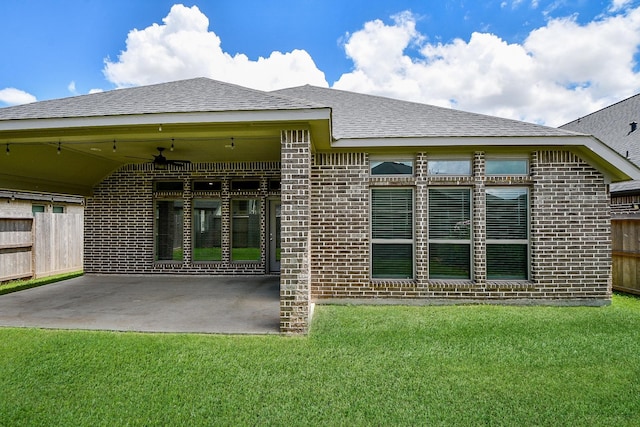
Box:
[472,151,486,284]
[280,130,311,334]
[182,178,192,266]
[415,153,429,284]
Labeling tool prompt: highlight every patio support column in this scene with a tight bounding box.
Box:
[280,129,312,334]
[472,151,486,285]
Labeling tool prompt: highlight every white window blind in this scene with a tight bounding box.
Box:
[486,188,529,279]
[428,188,471,279]
[371,188,413,279]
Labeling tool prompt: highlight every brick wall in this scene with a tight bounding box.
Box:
[530,150,611,299]
[280,130,311,333]
[310,149,612,304]
[310,152,370,297]
[84,162,280,274]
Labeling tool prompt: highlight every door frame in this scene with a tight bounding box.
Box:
[267,198,281,273]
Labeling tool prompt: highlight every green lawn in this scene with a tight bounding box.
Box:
[1,295,639,425]
[0,271,83,295]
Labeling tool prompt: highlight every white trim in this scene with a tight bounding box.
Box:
[370,187,415,280]
[333,135,584,147]
[333,135,640,183]
[486,186,530,280]
[0,108,332,131]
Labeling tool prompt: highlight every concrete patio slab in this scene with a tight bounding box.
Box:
[0,274,280,334]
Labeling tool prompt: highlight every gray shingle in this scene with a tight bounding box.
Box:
[0,77,323,120]
[273,85,580,139]
[0,77,583,140]
[560,93,640,192]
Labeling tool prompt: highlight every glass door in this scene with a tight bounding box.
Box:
[269,200,281,273]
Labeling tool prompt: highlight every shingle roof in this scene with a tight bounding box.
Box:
[0,77,583,140]
[560,93,640,192]
[0,77,323,120]
[272,85,581,139]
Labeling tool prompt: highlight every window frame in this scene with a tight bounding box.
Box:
[370,187,415,280]
[427,186,473,280]
[485,157,529,176]
[485,186,530,280]
[369,156,415,177]
[230,198,262,263]
[192,198,223,263]
[154,198,184,263]
[426,158,472,176]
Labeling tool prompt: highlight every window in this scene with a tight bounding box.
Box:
[155,200,184,261]
[193,200,222,261]
[371,188,413,279]
[486,188,529,279]
[154,181,183,192]
[427,159,471,176]
[486,159,528,175]
[231,180,260,191]
[428,188,471,279]
[269,179,281,191]
[370,160,414,176]
[53,206,64,214]
[232,199,261,261]
[193,181,222,191]
[32,205,45,214]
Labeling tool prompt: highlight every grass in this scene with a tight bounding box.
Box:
[171,247,263,261]
[0,294,639,425]
[0,271,83,296]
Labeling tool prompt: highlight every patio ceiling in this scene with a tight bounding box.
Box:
[0,116,330,196]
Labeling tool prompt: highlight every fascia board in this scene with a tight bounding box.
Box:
[0,108,332,131]
[0,189,84,203]
[333,135,640,182]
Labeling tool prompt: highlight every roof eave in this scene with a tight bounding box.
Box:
[332,134,640,183]
[0,108,332,131]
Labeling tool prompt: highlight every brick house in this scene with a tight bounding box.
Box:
[0,78,638,333]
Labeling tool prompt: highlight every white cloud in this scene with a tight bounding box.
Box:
[0,88,37,106]
[334,8,640,126]
[68,81,77,94]
[88,88,104,94]
[610,0,633,12]
[103,4,327,91]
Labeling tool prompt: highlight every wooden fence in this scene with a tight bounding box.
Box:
[0,214,83,282]
[612,217,640,295]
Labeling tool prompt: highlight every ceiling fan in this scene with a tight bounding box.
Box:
[149,147,191,169]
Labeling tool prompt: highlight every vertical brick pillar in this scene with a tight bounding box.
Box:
[415,153,429,284]
[280,130,311,334]
[221,178,231,264]
[472,152,486,284]
[183,178,192,266]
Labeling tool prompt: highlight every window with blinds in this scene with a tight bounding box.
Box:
[371,188,414,279]
[486,188,529,279]
[428,188,471,279]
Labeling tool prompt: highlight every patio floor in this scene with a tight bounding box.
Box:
[0,274,281,334]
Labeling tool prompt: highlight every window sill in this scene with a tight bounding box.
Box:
[371,279,417,288]
[486,280,535,290]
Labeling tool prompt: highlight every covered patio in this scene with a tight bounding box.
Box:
[0,79,323,334]
[0,275,281,334]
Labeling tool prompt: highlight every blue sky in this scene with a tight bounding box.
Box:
[1,0,640,126]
